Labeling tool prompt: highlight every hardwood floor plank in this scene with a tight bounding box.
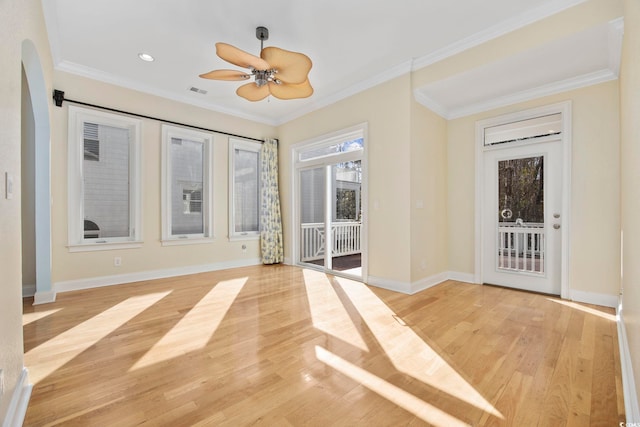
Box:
[23,265,624,426]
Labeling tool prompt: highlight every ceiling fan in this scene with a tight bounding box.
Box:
[199,26,313,102]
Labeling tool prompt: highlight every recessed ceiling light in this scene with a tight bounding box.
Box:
[138,52,154,62]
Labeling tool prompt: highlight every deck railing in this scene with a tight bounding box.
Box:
[498,222,544,274]
[301,221,361,262]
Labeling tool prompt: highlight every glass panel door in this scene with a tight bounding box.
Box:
[330,160,362,276]
[482,141,562,295]
[294,126,366,280]
[299,167,326,269]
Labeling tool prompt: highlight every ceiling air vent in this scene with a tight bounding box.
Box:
[188,86,208,95]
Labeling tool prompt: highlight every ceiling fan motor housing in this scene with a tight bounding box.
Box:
[256,26,269,42]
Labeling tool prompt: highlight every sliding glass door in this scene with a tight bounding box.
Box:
[299,166,326,269]
[294,126,365,279]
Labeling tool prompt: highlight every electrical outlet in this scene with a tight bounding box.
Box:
[114,257,122,267]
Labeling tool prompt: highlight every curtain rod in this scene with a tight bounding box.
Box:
[52,89,267,143]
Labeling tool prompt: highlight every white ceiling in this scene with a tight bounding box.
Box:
[414,19,624,119]
[42,0,619,126]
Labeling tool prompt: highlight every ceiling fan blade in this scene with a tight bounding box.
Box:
[216,42,270,70]
[268,80,314,100]
[199,69,251,81]
[236,82,270,102]
[261,46,312,84]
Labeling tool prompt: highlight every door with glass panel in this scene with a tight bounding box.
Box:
[296,131,364,279]
[299,166,327,269]
[483,141,562,295]
[330,160,362,276]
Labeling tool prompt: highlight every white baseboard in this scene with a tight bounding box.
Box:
[2,368,32,427]
[618,306,640,422]
[22,284,36,298]
[367,275,414,294]
[33,289,56,305]
[368,271,469,295]
[569,289,618,308]
[49,258,262,298]
[447,271,476,284]
[410,271,450,294]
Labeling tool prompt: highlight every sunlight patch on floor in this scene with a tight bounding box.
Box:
[315,345,468,426]
[303,269,368,351]
[25,291,171,384]
[335,277,503,419]
[130,278,247,371]
[546,298,616,321]
[23,308,62,326]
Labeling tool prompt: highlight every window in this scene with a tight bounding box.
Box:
[483,113,562,147]
[229,139,261,240]
[161,125,213,244]
[67,106,142,251]
[83,123,100,161]
[182,188,202,214]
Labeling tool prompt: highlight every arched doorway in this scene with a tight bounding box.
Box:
[21,39,53,304]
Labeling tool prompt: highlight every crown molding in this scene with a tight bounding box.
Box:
[275,60,413,126]
[414,16,624,120]
[417,68,617,120]
[411,0,589,71]
[55,60,279,126]
[412,89,449,118]
[44,0,596,127]
[608,17,625,76]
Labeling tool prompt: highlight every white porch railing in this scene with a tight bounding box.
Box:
[301,221,361,262]
[498,222,545,274]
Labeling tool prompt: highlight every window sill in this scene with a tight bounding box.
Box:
[229,234,260,242]
[161,237,215,247]
[68,241,143,253]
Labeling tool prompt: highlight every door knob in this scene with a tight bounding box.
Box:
[553,224,561,229]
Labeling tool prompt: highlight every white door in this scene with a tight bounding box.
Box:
[482,140,562,294]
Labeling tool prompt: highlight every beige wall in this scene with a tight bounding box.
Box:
[410,100,448,282]
[447,81,620,298]
[51,72,276,284]
[2,0,635,421]
[621,0,640,411]
[406,0,624,299]
[278,75,414,284]
[0,0,53,421]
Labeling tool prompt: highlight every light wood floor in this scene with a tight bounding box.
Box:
[23,265,625,426]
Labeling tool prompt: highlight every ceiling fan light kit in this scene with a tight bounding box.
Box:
[199,26,313,102]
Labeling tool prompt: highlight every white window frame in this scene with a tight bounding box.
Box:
[228,138,261,241]
[291,122,368,280]
[161,125,214,245]
[67,105,143,252]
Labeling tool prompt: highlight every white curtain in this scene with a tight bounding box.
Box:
[259,139,284,264]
